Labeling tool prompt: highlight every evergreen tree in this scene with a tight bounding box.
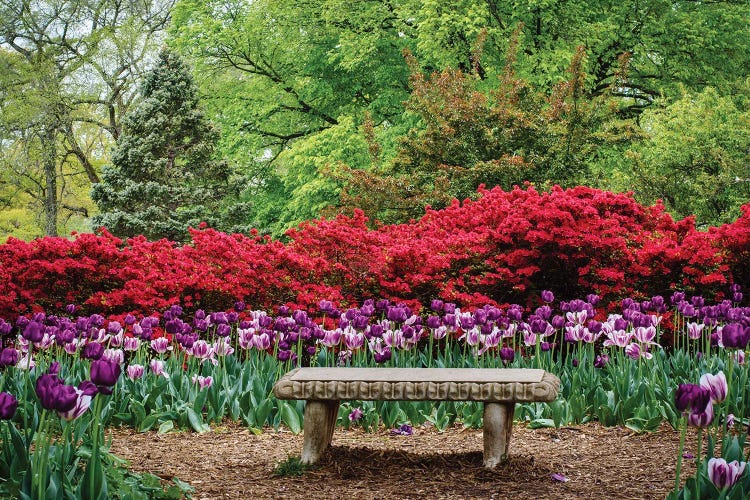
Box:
[91,50,232,241]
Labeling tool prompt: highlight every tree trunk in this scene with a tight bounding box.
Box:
[42,127,58,237]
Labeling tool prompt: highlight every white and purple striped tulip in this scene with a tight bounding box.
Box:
[102,348,124,365]
[625,343,652,360]
[686,322,705,340]
[707,458,746,490]
[57,388,92,421]
[699,371,728,404]
[126,364,145,380]
[123,336,141,351]
[150,337,172,354]
[190,340,213,362]
[191,375,213,390]
[252,332,272,350]
[213,338,234,357]
[633,326,656,344]
[149,359,169,378]
[238,328,256,349]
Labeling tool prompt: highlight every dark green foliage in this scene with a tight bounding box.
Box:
[91,50,233,241]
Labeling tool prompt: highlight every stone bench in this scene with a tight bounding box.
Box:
[273,367,560,468]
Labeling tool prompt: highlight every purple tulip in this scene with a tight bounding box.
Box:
[216,323,232,337]
[687,401,714,427]
[721,323,750,349]
[674,384,711,415]
[430,299,444,312]
[0,348,19,367]
[499,347,515,363]
[375,299,390,312]
[78,380,98,396]
[22,321,44,343]
[106,321,122,334]
[529,319,548,335]
[277,305,291,317]
[35,372,63,409]
[359,303,375,317]
[210,312,228,325]
[0,392,18,420]
[708,458,747,490]
[386,307,408,323]
[541,290,554,303]
[234,300,246,312]
[551,315,565,329]
[90,359,121,394]
[82,341,104,360]
[348,315,366,330]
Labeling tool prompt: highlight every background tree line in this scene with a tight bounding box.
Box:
[1,0,749,241]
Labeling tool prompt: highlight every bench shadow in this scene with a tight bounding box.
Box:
[315,445,551,483]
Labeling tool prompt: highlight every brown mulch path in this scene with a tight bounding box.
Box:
[107,421,699,499]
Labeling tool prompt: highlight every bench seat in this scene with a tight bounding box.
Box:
[273,367,560,468]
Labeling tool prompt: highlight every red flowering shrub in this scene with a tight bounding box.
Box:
[0,186,746,319]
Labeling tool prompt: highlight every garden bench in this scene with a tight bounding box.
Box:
[273,367,560,468]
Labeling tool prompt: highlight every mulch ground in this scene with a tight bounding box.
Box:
[107,423,695,499]
[107,421,702,499]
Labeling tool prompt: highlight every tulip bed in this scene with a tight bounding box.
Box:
[0,291,749,498]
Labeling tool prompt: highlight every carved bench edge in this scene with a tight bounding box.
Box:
[273,369,561,403]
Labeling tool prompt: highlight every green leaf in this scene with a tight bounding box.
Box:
[138,414,160,433]
[254,398,273,427]
[186,407,210,433]
[279,401,302,434]
[157,420,174,434]
[528,418,556,429]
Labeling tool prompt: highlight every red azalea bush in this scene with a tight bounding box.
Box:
[0,185,746,319]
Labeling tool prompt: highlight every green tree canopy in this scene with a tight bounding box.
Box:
[621,88,750,227]
[91,50,234,241]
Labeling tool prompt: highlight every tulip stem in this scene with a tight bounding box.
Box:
[696,428,702,465]
[674,416,687,496]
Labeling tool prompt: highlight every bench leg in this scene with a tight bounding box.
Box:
[482,402,515,468]
[301,400,340,464]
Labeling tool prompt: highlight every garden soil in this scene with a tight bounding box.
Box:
[108,421,704,499]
